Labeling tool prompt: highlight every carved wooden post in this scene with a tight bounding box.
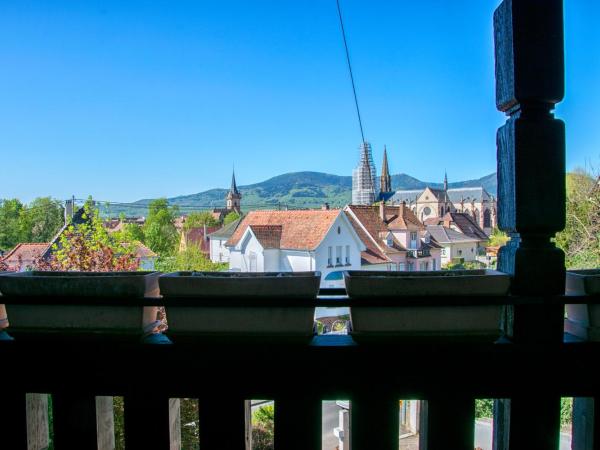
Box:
[169,398,182,450]
[244,400,252,450]
[493,1,565,449]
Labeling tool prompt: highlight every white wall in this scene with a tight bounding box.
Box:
[441,241,479,265]
[315,214,363,287]
[210,237,231,263]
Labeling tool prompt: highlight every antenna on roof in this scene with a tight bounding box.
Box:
[336,0,366,144]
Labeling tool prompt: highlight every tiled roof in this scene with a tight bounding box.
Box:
[383,190,422,204]
[344,205,411,266]
[1,243,49,270]
[183,226,221,252]
[426,225,480,244]
[249,225,283,249]
[226,210,341,250]
[121,243,158,258]
[382,205,424,230]
[446,187,491,203]
[443,212,488,240]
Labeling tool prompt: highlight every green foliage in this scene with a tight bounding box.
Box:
[561,397,573,427]
[180,398,199,450]
[223,211,241,226]
[155,246,228,273]
[38,200,139,271]
[252,405,274,450]
[443,260,486,271]
[143,199,179,256]
[487,227,509,247]
[0,197,64,252]
[556,170,600,269]
[184,211,219,231]
[475,399,493,419]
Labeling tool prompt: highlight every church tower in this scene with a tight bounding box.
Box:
[380,145,392,194]
[352,141,377,205]
[226,170,242,213]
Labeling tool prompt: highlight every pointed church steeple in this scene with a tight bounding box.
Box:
[380,145,392,194]
[443,171,448,191]
[226,168,242,213]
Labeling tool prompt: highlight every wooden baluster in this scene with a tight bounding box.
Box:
[27,393,50,450]
[124,394,173,449]
[198,395,245,449]
[0,391,28,449]
[96,396,115,450]
[351,394,398,450]
[419,397,474,450]
[52,392,98,450]
[493,1,566,449]
[274,395,321,450]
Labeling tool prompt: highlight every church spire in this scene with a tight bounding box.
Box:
[380,145,392,194]
[230,169,240,196]
[443,170,448,191]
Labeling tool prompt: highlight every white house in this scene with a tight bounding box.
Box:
[425,225,483,266]
[225,210,365,287]
[208,217,243,264]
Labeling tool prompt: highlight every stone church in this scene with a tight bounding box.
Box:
[377,153,497,235]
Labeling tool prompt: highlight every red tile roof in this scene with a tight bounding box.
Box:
[226,210,341,250]
[443,212,488,240]
[183,226,221,253]
[344,205,407,265]
[1,243,49,271]
[383,205,424,230]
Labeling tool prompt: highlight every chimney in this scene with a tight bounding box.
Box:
[379,201,385,221]
[443,213,451,229]
[399,201,405,219]
[64,197,74,224]
[321,203,330,211]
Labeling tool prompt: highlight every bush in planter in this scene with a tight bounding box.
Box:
[252,404,274,450]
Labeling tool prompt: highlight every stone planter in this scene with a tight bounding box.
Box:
[159,271,320,339]
[344,270,510,340]
[565,269,600,341]
[0,271,160,337]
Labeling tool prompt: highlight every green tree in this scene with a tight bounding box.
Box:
[252,404,274,450]
[486,227,509,248]
[555,170,600,269]
[155,246,227,273]
[143,199,179,256]
[37,199,139,271]
[223,211,241,226]
[184,211,218,231]
[0,199,26,251]
[21,197,65,243]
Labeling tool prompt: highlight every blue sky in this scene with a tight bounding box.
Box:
[1,1,598,203]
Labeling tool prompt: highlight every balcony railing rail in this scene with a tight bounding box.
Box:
[0,292,599,450]
[407,248,431,258]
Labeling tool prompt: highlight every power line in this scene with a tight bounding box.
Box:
[336,0,366,144]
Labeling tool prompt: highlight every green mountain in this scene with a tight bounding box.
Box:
[102,171,497,217]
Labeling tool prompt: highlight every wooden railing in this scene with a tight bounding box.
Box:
[0,293,599,450]
[0,0,586,448]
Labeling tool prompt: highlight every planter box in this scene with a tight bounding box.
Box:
[565,269,600,341]
[344,270,510,340]
[0,271,159,335]
[159,271,320,338]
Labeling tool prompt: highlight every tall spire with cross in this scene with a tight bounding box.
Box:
[443,170,448,191]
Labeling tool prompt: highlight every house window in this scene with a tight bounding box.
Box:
[432,259,436,270]
[410,231,418,249]
[345,245,350,265]
[458,249,463,256]
[336,246,342,266]
[408,262,414,272]
[337,226,341,234]
[328,246,333,267]
[399,262,405,271]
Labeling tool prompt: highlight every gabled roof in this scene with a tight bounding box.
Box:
[443,212,488,240]
[248,225,282,249]
[422,187,451,203]
[382,205,424,230]
[209,217,243,239]
[344,205,408,266]
[1,243,49,270]
[426,225,481,244]
[382,190,422,204]
[226,210,341,250]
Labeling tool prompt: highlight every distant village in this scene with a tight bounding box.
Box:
[0,142,499,287]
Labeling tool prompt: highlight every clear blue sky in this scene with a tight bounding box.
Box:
[1,1,598,203]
